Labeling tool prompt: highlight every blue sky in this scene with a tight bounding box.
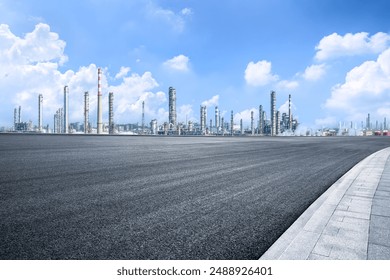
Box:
[1,0,390,130]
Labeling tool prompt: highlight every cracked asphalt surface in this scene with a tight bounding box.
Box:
[1,134,389,259]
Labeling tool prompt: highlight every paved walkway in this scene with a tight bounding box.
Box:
[260,147,390,260]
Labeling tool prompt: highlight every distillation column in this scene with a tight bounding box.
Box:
[109,92,114,134]
[64,86,69,133]
[251,111,254,135]
[97,68,103,134]
[259,104,263,135]
[84,92,89,134]
[288,94,292,130]
[38,94,43,132]
[230,110,234,136]
[270,90,276,136]
[169,87,177,126]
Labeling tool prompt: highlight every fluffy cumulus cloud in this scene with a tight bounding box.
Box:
[146,3,191,33]
[278,99,296,114]
[115,66,131,79]
[315,32,390,61]
[277,80,299,89]
[234,108,257,126]
[302,64,326,81]
[0,23,170,127]
[244,60,279,86]
[324,47,390,121]
[315,116,337,127]
[201,95,219,107]
[163,54,190,71]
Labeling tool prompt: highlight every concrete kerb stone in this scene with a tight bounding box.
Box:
[260,147,390,260]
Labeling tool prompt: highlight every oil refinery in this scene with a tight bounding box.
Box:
[7,68,390,137]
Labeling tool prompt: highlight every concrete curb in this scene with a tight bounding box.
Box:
[260,147,390,260]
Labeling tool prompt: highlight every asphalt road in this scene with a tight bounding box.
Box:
[1,134,389,259]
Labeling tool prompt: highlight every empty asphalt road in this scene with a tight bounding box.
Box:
[1,134,389,259]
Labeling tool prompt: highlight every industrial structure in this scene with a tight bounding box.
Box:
[97,67,103,134]
[4,62,390,136]
[84,92,89,134]
[141,101,145,135]
[38,94,43,132]
[64,86,69,134]
[108,92,114,135]
[169,87,177,127]
[270,90,276,136]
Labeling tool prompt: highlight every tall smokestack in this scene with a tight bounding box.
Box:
[54,113,57,134]
[259,105,263,135]
[215,106,219,131]
[38,94,43,132]
[109,92,114,135]
[288,94,292,130]
[141,101,145,135]
[276,111,281,135]
[14,108,17,130]
[18,106,21,123]
[221,117,224,135]
[240,119,243,135]
[169,87,177,126]
[367,113,371,130]
[97,67,103,134]
[251,111,254,135]
[230,110,234,136]
[84,92,89,134]
[64,86,69,133]
[271,90,276,136]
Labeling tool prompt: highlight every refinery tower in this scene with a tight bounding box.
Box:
[169,87,177,126]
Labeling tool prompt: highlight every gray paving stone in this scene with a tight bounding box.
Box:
[375,190,390,198]
[372,197,390,208]
[369,226,390,247]
[278,230,322,260]
[308,253,332,260]
[329,246,367,260]
[370,215,390,229]
[368,243,390,260]
[371,205,390,217]
[333,209,370,220]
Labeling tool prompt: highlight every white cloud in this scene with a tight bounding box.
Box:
[234,108,257,125]
[147,3,189,33]
[315,116,337,127]
[177,104,194,122]
[278,100,296,114]
[181,8,193,16]
[244,60,278,86]
[324,47,390,121]
[315,32,390,61]
[277,80,299,89]
[0,23,67,66]
[201,95,219,107]
[163,54,190,71]
[115,66,131,79]
[0,23,172,127]
[302,64,326,81]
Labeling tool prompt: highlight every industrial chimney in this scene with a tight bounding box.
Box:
[38,94,43,132]
[64,86,69,133]
[97,68,103,134]
[84,92,89,134]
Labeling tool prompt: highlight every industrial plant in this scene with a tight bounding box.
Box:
[7,67,390,137]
